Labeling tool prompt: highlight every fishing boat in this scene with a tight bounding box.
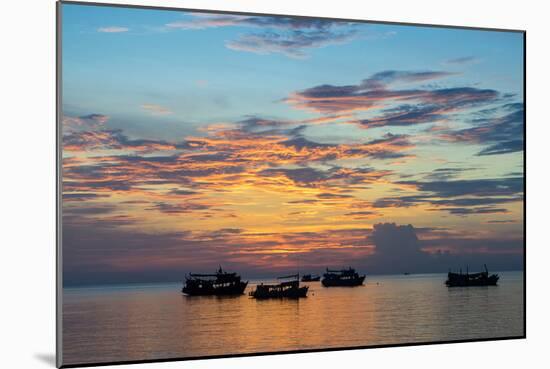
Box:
[321,267,365,287]
[182,266,248,296]
[445,265,499,287]
[250,274,309,299]
[301,274,320,282]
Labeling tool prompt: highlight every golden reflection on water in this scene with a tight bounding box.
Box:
[63,272,523,366]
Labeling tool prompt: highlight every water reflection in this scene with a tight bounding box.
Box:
[63,272,524,366]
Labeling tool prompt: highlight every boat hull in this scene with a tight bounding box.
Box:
[445,275,499,287]
[321,275,365,287]
[251,285,309,299]
[182,281,248,296]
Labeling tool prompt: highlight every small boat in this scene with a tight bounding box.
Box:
[445,265,499,287]
[301,274,320,282]
[250,274,309,299]
[182,266,248,296]
[322,267,365,287]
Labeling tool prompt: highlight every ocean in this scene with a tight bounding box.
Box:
[62,271,524,366]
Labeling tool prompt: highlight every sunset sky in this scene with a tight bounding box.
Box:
[61,4,524,286]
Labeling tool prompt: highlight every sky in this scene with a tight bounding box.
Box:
[61,3,524,286]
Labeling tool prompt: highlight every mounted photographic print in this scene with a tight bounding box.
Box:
[57,1,525,367]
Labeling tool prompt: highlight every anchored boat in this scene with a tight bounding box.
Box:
[321,267,365,287]
[182,266,248,296]
[250,274,309,299]
[445,265,499,287]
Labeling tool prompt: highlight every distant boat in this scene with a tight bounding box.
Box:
[182,266,248,296]
[403,272,411,275]
[301,274,320,282]
[250,274,309,299]
[445,265,499,287]
[321,267,365,287]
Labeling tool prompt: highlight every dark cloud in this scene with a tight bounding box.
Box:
[423,167,478,181]
[316,192,353,199]
[478,139,523,156]
[398,177,523,198]
[63,193,110,202]
[361,70,456,90]
[441,104,524,156]
[286,199,319,204]
[358,104,445,128]
[369,151,409,160]
[63,124,406,196]
[429,196,522,207]
[259,165,391,189]
[373,177,523,216]
[260,167,329,186]
[239,116,289,130]
[166,14,347,31]
[63,179,132,192]
[373,195,429,209]
[363,223,523,274]
[281,136,332,150]
[363,223,454,273]
[286,71,498,118]
[212,228,243,235]
[168,188,199,196]
[425,87,498,106]
[219,116,308,138]
[63,129,177,153]
[62,113,109,131]
[355,133,413,160]
[62,150,247,193]
[364,133,411,147]
[226,29,358,58]
[63,203,117,216]
[79,113,109,123]
[147,202,212,214]
[345,211,377,218]
[444,56,479,65]
[440,207,508,215]
[167,14,359,58]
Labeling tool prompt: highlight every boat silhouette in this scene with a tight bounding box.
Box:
[250,274,309,299]
[182,266,248,296]
[445,265,499,287]
[321,267,365,287]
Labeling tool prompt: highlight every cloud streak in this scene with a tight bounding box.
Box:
[372,176,523,216]
[440,103,524,156]
[444,56,480,65]
[284,71,497,126]
[97,26,129,33]
[166,14,360,58]
[226,29,358,58]
[141,104,173,115]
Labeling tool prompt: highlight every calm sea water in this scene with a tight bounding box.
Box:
[62,272,524,365]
